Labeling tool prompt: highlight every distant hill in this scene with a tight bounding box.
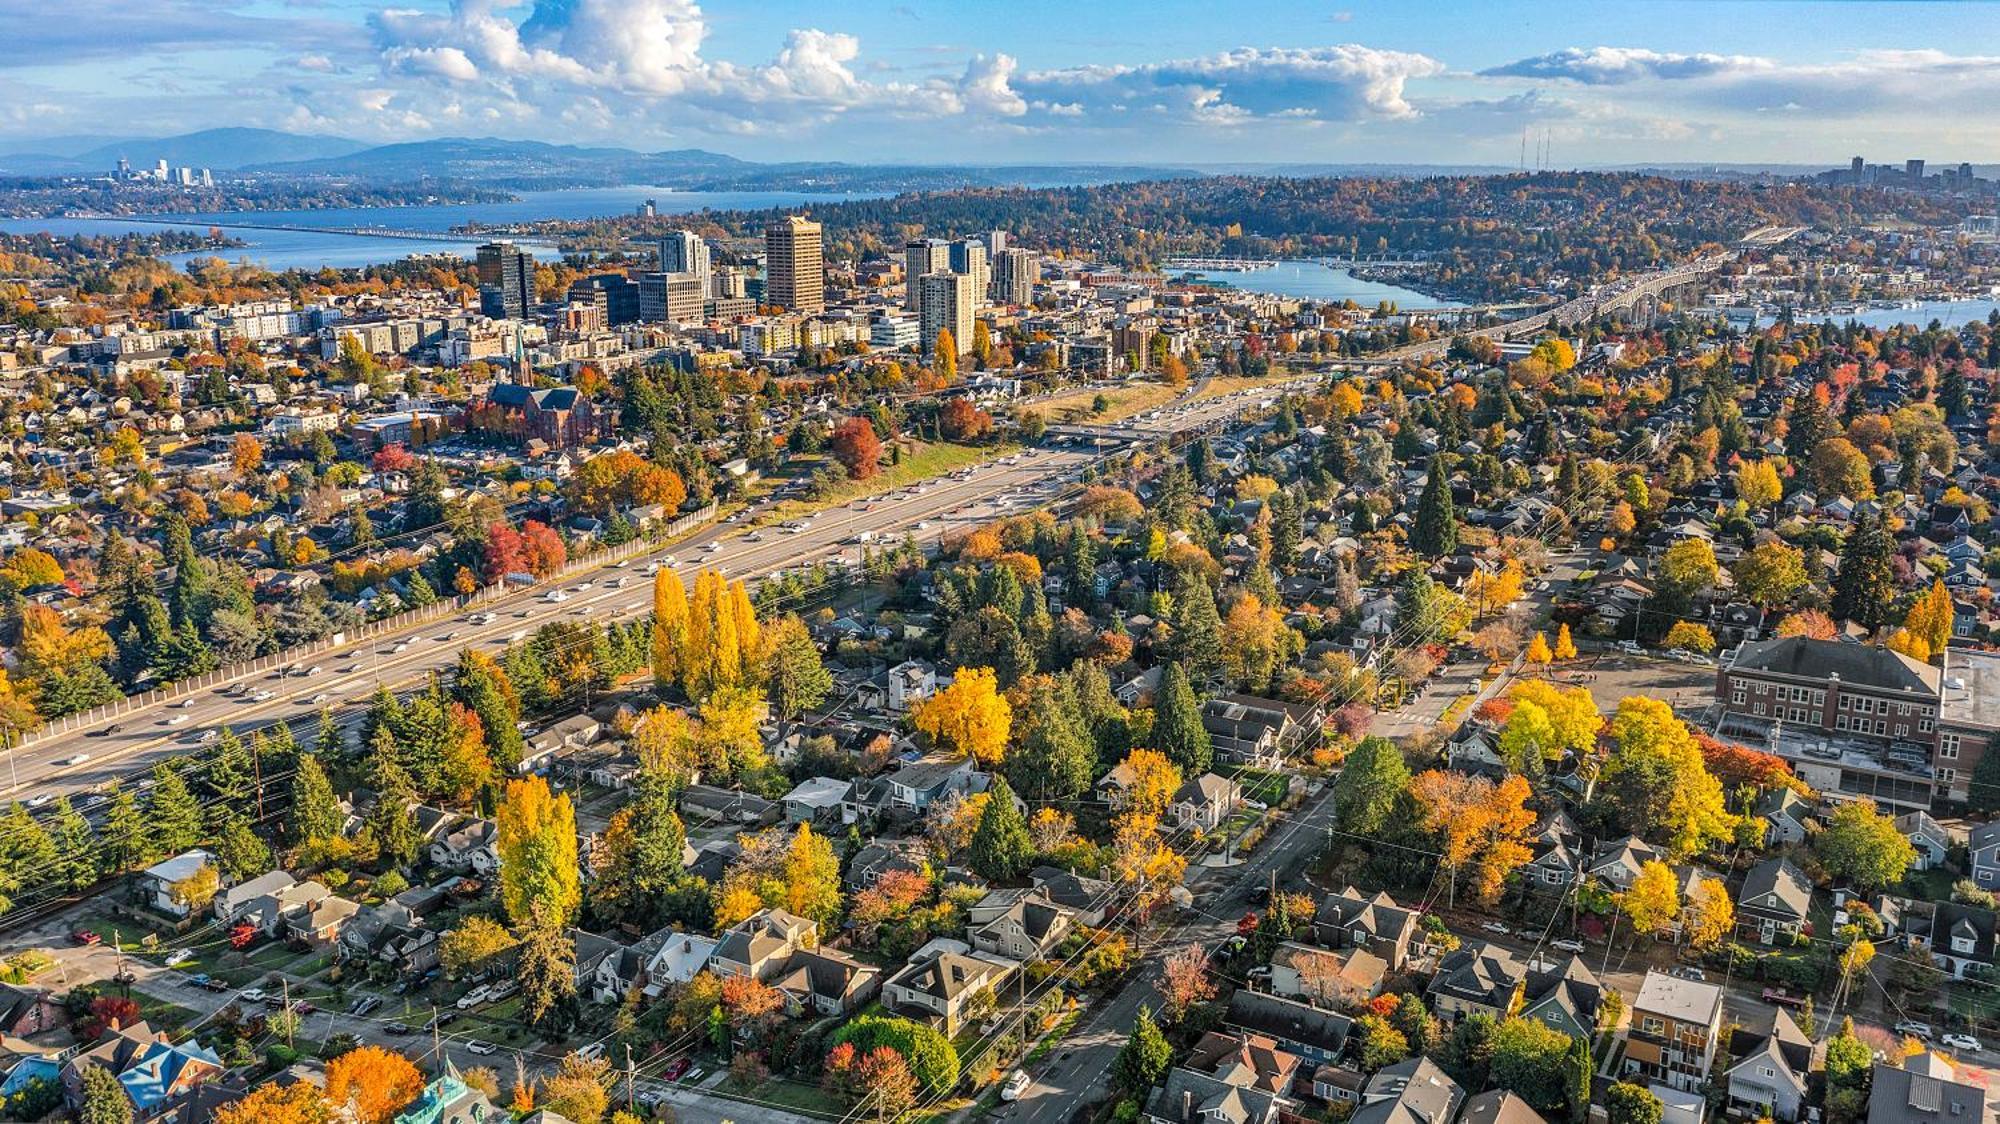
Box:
[255,137,750,183]
[54,129,369,172]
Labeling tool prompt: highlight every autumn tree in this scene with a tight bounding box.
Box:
[1524,631,1553,667]
[1619,860,1681,939]
[1734,460,1782,509]
[325,1045,425,1124]
[1684,877,1734,951]
[1816,801,1917,891]
[1662,621,1716,654]
[1602,698,1734,858]
[212,1081,329,1124]
[1776,609,1838,640]
[1409,771,1535,906]
[1160,944,1217,1023]
[440,915,519,978]
[650,568,690,690]
[1733,542,1809,609]
[910,666,1011,766]
[1552,623,1577,661]
[1116,748,1183,819]
[496,776,581,926]
[1902,579,1955,659]
[830,417,883,480]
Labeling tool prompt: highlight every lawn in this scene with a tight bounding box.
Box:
[1218,765,1291,806]
[1028,381,1180,424]
[1903,866,1956,904]
[752,439,1019,526]
[729,1077,844,1118]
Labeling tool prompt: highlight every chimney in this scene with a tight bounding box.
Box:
[1183,1089,1195,1120]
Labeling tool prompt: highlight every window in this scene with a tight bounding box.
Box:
[1942,734,1961,759]
[1838,715,1851,731]
[1754,704,1766,717]
[1921,717,1935,734]
[1813,690,1825,706]
[1940,769,1957,786]
[1642,1017,1665,1035]
[1732,686,1747,706]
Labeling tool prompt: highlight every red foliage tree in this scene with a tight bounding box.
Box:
[81,995,142,1039]
[372,444,417,474]
[1698,733,1807,794]
[519,520,567,577]
[483,522,527,583]
[939,398,993,441]
[829,418,882,480]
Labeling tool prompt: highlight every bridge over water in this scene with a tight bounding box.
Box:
[72,213,556,248]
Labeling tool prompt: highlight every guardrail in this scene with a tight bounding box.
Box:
[12,503,719,750]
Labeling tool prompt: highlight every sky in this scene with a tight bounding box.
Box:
[6,0,2000,166]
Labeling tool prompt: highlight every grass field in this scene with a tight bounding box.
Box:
[1027,381,1181,423]
[753,440,1018,525]
[1195,374,1297,400]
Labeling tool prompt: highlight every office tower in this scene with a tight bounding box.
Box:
[1961,162,1975,180]
[993,248,1039,306]
[1906,159,1926,180]
[950,239,990,308]
[987,230,1009,255]
[637,272,706,324]
[1851,155,1865,175]
[155,159,169,180]
[637,199,657,218]
[659,230,710,285]
[919,272,974,359]
[476,241,537,319]
[116,157,130,178]
[905,238,951,310]
[568,274,641,325]
[199,168,213,187]
[713,267,747,300]
[764,216,824,315]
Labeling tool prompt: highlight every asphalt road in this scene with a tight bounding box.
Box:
[2,387,1277,804]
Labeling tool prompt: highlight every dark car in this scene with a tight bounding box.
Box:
[384,1022,414,1036]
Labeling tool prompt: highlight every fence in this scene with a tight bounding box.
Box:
[13,503,719,751]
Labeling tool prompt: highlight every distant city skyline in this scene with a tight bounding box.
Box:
[6,0,2000,166]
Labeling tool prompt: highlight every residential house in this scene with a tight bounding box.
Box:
[969,891,1075,962]
[136,850,219,919]
[769,947,882,1017]
[643,933,718,995]
[887,660,938,711]
[1901,900,1998,980]
[1222,991,1353,1069]
[1142,1067,1282,1124]
[213,871,299,924]
[1623,969,1724,1094]
[1519,955,1603,1043]
[1865,1051,1987,1123]
[1737,858,1812,945]
[1427,942,1524,1023]
[338,902,441,976]
[1970,821,2000,889]
[392,1069,504,1124]
[706,909,817,983]
[879,940,1016,1034]
[0,984,64,1036]
[846,837,931,891]
[1183,1031,1299,1100]
[1268,942,1386,1008]
[1312,887,1421,971]
[781,777,851,825]
[882,755,977,813]
[1349,1057,1464,1124]
[1201,694,1320,769]
[1757,789,1817,849]
[63,1022,224,1122]
[1585,836,1663,892]
[427,815,500,874]
[1032,866,1115,927]
[1458,1090,1549,1124]
[679,784,780,826]
[1897,810,1952,871]
[1724,1008,1812,1122]
[1169,773,1243,832]
[285,894,362,946]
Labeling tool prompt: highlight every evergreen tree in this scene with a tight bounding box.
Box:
[1007,681,1096,803]
[48,797,97,891]
[764,615,832,731]
[1153,662,1212,776]
[589,773,688,930]
[968,778,1033,881]
[406,569,438,608]
[1412,457,1458,558]
[206,728,254,802]
[77,1064,132,1124]
[209,808,271,881]
[1566,1033,1593,1124]
[99,786,143,873]
[145,764,204,855]
[1268,490,1302,572]
[1170,577,1223,684]
[516,909,579,1031]
[1113,1005,1172,1097]
[1333,736,1411,837]
[1831,512,1896,631]
[289,753,342,846]
[365,732,423,869]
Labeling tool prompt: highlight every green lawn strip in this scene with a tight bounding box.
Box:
[753,441,1019,527]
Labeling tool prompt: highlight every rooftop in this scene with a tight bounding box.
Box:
[1634,968,1723,1026]
[1942,648,2000,730]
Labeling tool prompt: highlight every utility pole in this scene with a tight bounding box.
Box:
[625,1044,635,1111]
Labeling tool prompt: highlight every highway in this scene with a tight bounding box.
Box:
[3,386,1282,805]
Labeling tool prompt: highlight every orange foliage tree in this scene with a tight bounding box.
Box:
[325,1045,425,1124]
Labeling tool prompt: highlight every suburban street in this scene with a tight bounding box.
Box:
[2,384,1290,806]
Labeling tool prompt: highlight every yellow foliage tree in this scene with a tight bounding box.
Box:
[1684,877,1734,951]
[325,1045,425,1124]
[910,667,1012,767]
[496,776,581,926]
[1524,631,1553,666]
[1117,748,1182,818]
[1902,579,1954,658]
[651,568,689,689]
[1663,621,1717,654]
[1884,628,1932,663]
[1734,460,1783,509]
[1552,623,1577,661]
[1619,859,1681,938]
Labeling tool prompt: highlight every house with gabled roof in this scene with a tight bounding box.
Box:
[1737,858,1813,945]
[1312,886,1421,971]
[1725,1008,1812,1122]
[706,909,817,983]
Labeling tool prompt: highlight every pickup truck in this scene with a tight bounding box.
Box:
[1761,987,1806,1008]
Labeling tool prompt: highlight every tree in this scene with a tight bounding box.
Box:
[144,764,203,854]
[517,908,579,1029]
[1662,621,1716,654]
[1831,512,1896,630]
[1524,631,1552,667]
[828,1015,960,1097]
[1118,748,1184,819]
[910,667,1011,767]
[1903,579,1955,658]
[764,615,831,729]
[540,1054,612,1124]
[440,915,519,978]
[1657,539,1720,605]
[968,778,1033,881]
[651,569,690,690]
[1776,608,1838,640]
[1334,736,1409,837]
[1153,662,1212,776]
[1356,1014,1410,1071]
[1620,860,1681,938]
[1113,1005,1172,1096]
[325,1045,425,1124]
[1160,945,1216,1023]
[212,1081,329,1124]
[1553,623,1577,661]
[1734,460,1782,510]
[939,398,992,442]
[1816,801,1917,890]
[1604,1082,1664,1124]
[830,417,883,480]
[496,776,581,926]
[1602,698,1734,858]
[1488,1018,1574,1115]
[1006,677,1096,803]
[1733,542,1808,608]
[1409,771,1536,906]
[231,433,264,477]
[1685,877,1734,951]
[288,753,342,846]
[77,1064,132,1124]
[1412,458,1458,558]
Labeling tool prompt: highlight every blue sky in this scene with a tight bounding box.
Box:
[5,0,2000,165]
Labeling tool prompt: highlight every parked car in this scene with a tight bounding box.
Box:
[351,996,382,1016]
[163,949,194,968]
[71,929,101,946]
[455,986,491,1010]
[385,1022,414,1036]
[465,1040,497,1056]
[1670,966,1707,982]
[1895,1020,1935,1040]
[660,1058,691,1082]
[1550,939,1586,953]
[1480,922,1511,935]
[1001,1071,1032,1101]
[240,988,267,1003]
[1942,1033,1983,1052]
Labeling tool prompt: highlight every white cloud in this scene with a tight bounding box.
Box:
[1481,46,1770,85]
[1017,45,1446,124]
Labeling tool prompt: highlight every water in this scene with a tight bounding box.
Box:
[0,186,876,272]
[1183,259,1464,308]
[1753,298,2000,331]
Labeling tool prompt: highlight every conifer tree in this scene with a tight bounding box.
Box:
[1413,457,1458,558]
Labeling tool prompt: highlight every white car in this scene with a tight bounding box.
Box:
[1895,1020,1935,1040]
[1480,922,1511,935]
[198,730,220,744]
[392,641,412,653]
[63,751,96,767]
[1550,938,1586,953]
[455,986,491,1010]
[163,949,194,968]
[545,590,570,603]
[26,794,51,808]
[174,698,197,709]
[465,1040,497,1056]
[1942,1033,1983,1052]
[165,714,190,725]
[309,693,330,704]
[1001,1071,1031,1102]
[239,988,266,1003]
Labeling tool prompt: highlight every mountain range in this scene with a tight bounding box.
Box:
[0,128,367,174]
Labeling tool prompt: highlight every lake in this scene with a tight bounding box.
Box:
[1183,259,1465,308]
[0,187,877,272]
[1755,298,2000,331]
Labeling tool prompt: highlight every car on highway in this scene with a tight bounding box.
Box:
[165,713,190,724]
[1550,938,1586,953]
[572,581,594,591]
[97,724,122,737]
[468,613,495,625]
[174,697,197,709]
[250,690,275,702]
[465,1040,497,1056]
[26,794,51,808]
[544,590,569,603]
[392,641,412,653]
[1895,1020,1934,1040]
[1943,1033,1983,1052]
[433,632,456,643]
[59,753,91,767]
[309,693,330,704]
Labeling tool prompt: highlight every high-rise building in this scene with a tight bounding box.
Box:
[476,241,537,320]
[905,239,951,310]
[659,231,711,286]
[1851,155,1866,175]
[764,216,824,315]
[919,272,974,359]
[568,274,641,325]
[1907,158,1927,180]
[986,230,1009,255]
[992,248,1039,306]
[950,239,990,308]
[637,199,657,218]
[638,272,706,324]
